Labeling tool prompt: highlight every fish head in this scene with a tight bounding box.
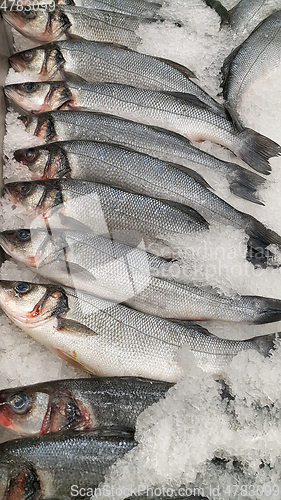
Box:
[0,280,69,327]
[3,7,70,42]
[21,114,58,143]
[4,82,72,113]
[10,44,66,81]
[0,460,41,500]
[4,180,63,217]
[14,144,70,180]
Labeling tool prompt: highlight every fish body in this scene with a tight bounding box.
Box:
[1,230,281,324]
[0,427,136,499]
[0,280,279,381]
[9,41,226,117]
[222,11,281,112]
[5,81,280,174]
[0,377,172,436]
[3,6,157,48]
[21,110,266,205]
[3,178,209,258]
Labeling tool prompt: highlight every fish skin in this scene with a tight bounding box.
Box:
[5,81,280,174]
[3,178,209,259]
[1,229,281,324]
[0,377,172,436]
[21,110,266,205]
[0,427,137,500]
[9,41,226,117]
[3,6,158,48]
[0,280,279,381]
[222,11,281,113]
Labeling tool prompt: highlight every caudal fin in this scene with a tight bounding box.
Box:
[238,128,281,175]
[246,217,281,267]
[251,298,281,325]
[227,163,265,205]
[249,332,280,355]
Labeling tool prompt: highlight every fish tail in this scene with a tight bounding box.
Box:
[227,163,265,205]
[250,297,281,325]
[238,128,281,175]
[249,332,280,355]
[246,216,281,267]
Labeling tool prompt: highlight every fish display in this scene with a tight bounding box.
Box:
[0,280,279,380]
[2,227,281,322]
[222,11,281,115]
[9,41,226,117]
[20,110,266,205]
[3,178,209,259]
[5,81,280,174]
[4,174,281,267]
[3,6,159,48]
[203,0,280,37]
[0,427,137,499]
[0,377,172,435]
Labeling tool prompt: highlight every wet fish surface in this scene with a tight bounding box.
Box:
[9,41,226,117]
[0,280,279,380]
[3,178,209,259]
[3,6,158,49]
[5,81,280,174]
[1,228,281,324]
[222,11,281,115]
[21,110,266,205]
[0,377,172,435]
[0,427,137,499]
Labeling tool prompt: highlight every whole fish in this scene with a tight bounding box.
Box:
[2,227,281,323]
[5,0,163,17]
[0,427,137,500]
[4,178,209,259]
[21,110,266,205]
[9,41,226,117]
[5,81,280,174]
[0,377,172,436]
[203,0,280,37]
[222,11,281,115]
[3,6,159,48]
[0,280,279,380]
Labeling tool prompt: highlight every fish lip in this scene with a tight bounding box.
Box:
[9,55,25,73]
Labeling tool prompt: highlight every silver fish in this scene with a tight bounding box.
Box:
[222,11,281,115]
[1,228,281,324]
[0,427,136,500]
[9,41,226,117]
[3,178,209,259]
[0,280,279,380]
[21,110,266,205]
[0,377,172,435]
[3,6,158,48]
[5,81,280,174]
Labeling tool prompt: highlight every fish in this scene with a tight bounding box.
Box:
[9,40,226,117]
[21,110,266,205]
[222,11,281,117]
[5,0,163,17]
[1,228,281,324]
[203,0,280,37]
[3,6,159,49]
[5,81,280,174]
[0,377,172,436]
[0,427,137,500]
[0,280,279,380]
[3,178,209,259]
[10,144,281,267]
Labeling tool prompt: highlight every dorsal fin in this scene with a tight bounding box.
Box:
[221,43,244,99]
[165,161,212,190]
[156,56,196,79]
[202,0,230,24]
[167,92,211,109]
[157,199,209,227]
[170,319,214,337]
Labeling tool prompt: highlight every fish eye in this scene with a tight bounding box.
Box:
[22,82,38,94]
[9,393,29,414]
[16,230,31,242]
[24,149,37,162]
[22,50,34,62]
[21,7,37,19]
[19,183,31,196]
[14,282,30,294]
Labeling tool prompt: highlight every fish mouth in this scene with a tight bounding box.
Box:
[9,54,25,73]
